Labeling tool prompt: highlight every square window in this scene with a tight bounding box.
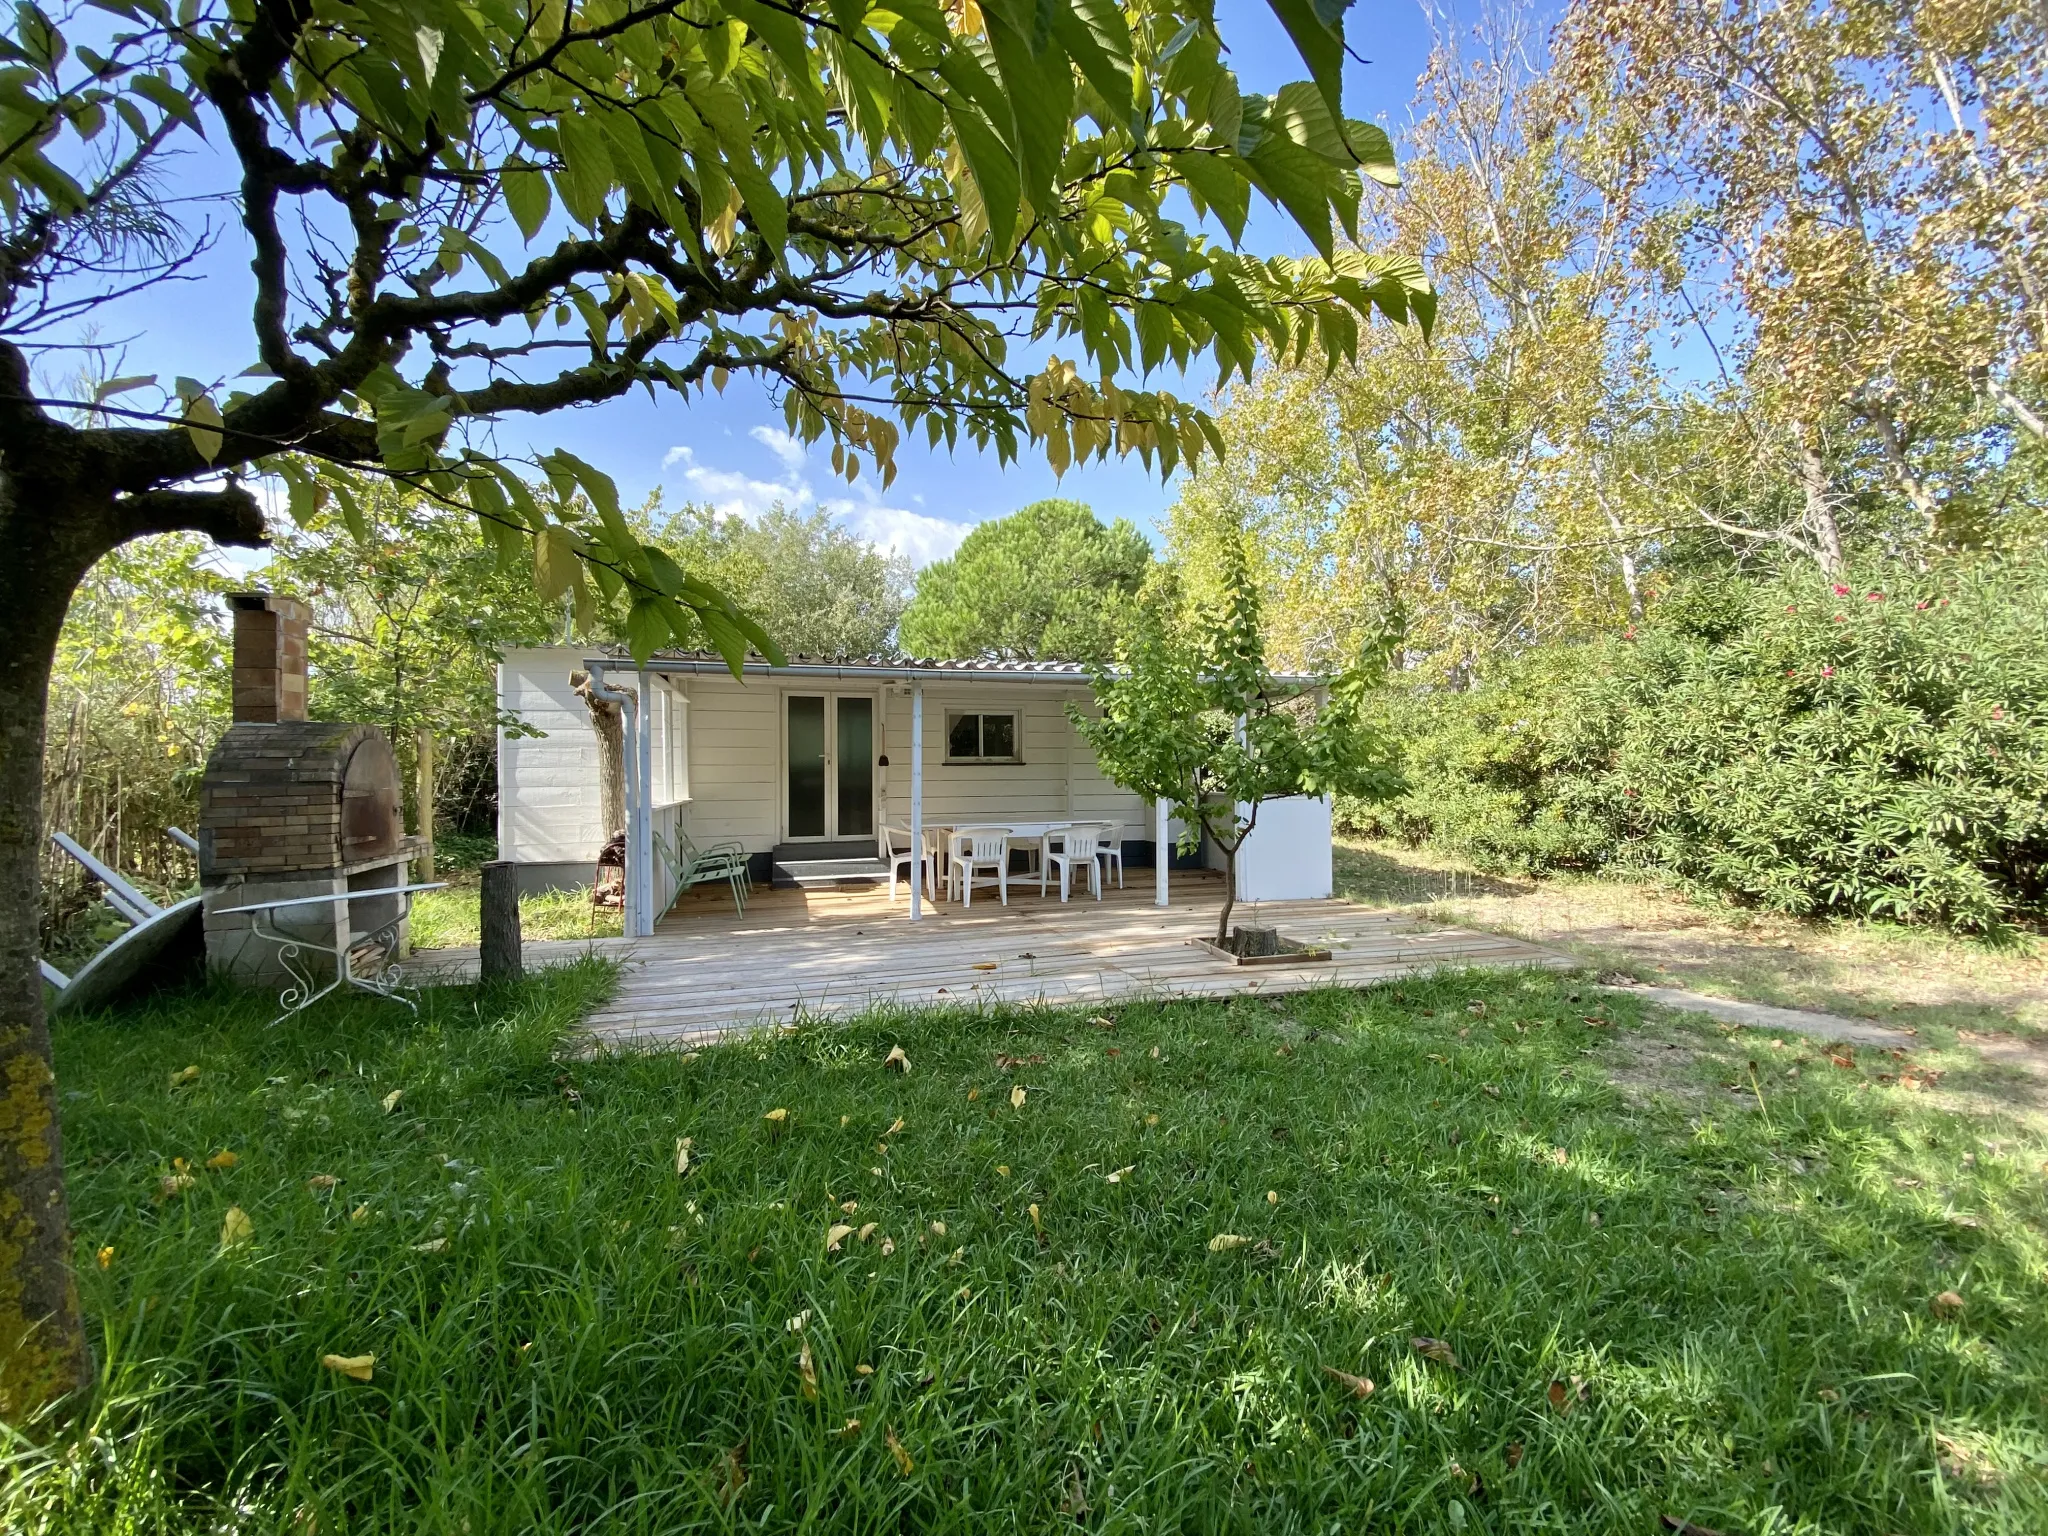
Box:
[944,712,1020,762]
[948,712,981,759]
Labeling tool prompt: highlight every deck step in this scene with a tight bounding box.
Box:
[773,857,890,888]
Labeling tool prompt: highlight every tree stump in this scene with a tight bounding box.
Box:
[1232,925,1280,957]
[480,860,523,983]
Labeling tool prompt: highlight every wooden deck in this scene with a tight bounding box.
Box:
[416,871,1572,1048]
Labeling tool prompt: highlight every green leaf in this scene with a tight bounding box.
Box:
[502,158,550,241]
[1262,0,1351,122]
[982,0,1073,207]
[947,102,1020,254]
[1246,135,1335,259]
[92,373,155,403]
[1047,0,1133,118]
[181,394,223,462]
[1175,147,1249,245]
[556,112,614,226]
[624,596,670,661]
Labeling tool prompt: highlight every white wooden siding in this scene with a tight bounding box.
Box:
[498,649,1153,862]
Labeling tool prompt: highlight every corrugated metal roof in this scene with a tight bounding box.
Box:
[574,646,1322,686]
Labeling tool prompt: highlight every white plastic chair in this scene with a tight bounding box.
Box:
[882,826,937,904]
[1095,823,1125,889]
[1043,824,1102,902]
[948,827,1012,906]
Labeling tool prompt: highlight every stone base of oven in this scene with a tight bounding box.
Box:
[203,854,419,990]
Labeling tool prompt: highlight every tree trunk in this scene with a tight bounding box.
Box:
[414,725,436,883]
[1217,843,1238,944]
[572,672,626,841]
[479,861,523,984]
[1796,435,1844,576]
[0,483,105,1419]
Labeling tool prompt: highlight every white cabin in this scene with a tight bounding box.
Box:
[494,647,1333,928]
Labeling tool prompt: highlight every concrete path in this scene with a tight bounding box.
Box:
[1602,982,1916,1046]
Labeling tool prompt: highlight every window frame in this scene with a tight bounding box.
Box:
[942,708,1024,765]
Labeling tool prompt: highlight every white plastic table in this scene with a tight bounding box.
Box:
[215,881,446,1024]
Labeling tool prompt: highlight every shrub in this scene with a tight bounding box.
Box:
[1350,559,2048,931]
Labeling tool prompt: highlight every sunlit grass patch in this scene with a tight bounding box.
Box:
[20,965,2048,1533]
[408,882,621,948]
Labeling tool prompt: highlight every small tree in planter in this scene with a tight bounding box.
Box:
[1074,557,1403,949]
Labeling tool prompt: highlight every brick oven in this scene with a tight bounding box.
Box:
[199,592,422,985]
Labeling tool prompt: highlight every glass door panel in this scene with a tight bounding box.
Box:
[786,695,826,838]
[835,697,874,839]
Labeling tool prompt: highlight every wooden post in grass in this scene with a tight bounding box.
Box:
[480,861,522,983]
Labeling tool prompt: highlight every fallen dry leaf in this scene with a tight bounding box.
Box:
[1549,1147,1569,1166]
[1028,1203,1042,1231]
[306,1174,338,1191]
[1148,1046,1161,1060]
[206,1150,238,1172]
[797,1340,819,1402]
[885,1117,905,1137]
[885,1044,911,1073]
[826,1223,854,1252]
[1548,1379,1570,1413]
[379,1089,404,1114]
[1321,1366,1375,1399]
[971,961,998,971]
[1411,1336,1459,1369]
[857,1222,878,1242]
[1932,1289,1965,1316]
[720,1442,747,1508]
[880,1237,896,1256]
[786,1311,811,1332]
[886,1426,914,1475]
[1266,1190,1279,1205]
[856,1363,875,1376]
[764,1107,790,1126]
[840,1200,859,1214]
[413,1237,448,1254]
[966,1088,981,1102]
[1010,1085,1027,1109]
[321,1353,375,1382]
[1105,1165,1135,1184]
[837,1417,862,1438]
[995,1164,1010,1177]
[219,1206,254,1248]
[1089,1016,1115,1029]
[157,1172,195,1200]
[1505,1442,1524,1470]
[349,1203,370,1223]
[96,1245,114,1270]
[1207,1234,1248,1252]
[168,1065,199,1090]
[1145,1114,1159,1127]
[930,1220,947,1237]
[675,1137,693,1176]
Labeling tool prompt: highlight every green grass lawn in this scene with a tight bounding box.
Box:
[407,883,622,949]
[15,964,2046,1532]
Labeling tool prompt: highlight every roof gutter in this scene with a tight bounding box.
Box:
[579,655,1326,687]
[579,656,1099,685]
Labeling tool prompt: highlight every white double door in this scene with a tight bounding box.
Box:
[784,693,875,842]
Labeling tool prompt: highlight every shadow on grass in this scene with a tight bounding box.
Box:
[13,964,2046,1534]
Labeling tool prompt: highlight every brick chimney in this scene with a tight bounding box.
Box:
[228,591,311,723]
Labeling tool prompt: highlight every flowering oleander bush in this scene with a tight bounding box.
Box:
[1342,559,2048,931]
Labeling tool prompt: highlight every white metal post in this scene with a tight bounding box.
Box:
[637,667,655,936]
[909,683,924,921]
[1155,797,1170,907]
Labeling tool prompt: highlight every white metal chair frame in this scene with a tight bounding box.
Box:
[1041,824,1103,902]
[948,826,1014,906]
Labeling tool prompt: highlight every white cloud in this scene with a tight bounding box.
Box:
[828,499,972,567]
[748,425,807,472]
[662,429,973,567]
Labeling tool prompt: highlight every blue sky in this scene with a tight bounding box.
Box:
[69,0,1441,568]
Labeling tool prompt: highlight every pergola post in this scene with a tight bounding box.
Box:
[909,682,925,921]
[1155,797,1170,908]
